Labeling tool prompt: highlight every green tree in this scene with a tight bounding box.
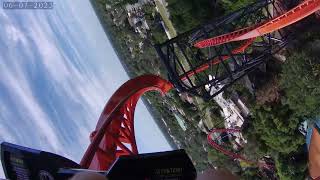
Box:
[280,52,320,119]
[208,148,242,174]
[167,0,222,33]
[275,153,307,180]
[252,104,305,154]
[239,167,262,180]
[106,0,138,6]
[220,0,255,13]
[124,0,138,4]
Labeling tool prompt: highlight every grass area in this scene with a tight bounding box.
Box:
[155,0,177,38]
[154,0,220,132]
[154,1,195,76]
[154,0,191,73]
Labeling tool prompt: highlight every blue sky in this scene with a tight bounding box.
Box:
[0,0,171,177]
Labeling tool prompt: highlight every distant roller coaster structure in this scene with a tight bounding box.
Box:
[79,0,320,171]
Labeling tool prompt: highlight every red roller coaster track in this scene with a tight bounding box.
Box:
[194,0,320,48]
[207,129,247,161]
[80,75,173,170]
[207,128,274,169]
[81,0,320,171]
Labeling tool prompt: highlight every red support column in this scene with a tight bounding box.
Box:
[80,75,173,171]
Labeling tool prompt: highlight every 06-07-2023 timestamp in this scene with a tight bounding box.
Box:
[3,1,54,9]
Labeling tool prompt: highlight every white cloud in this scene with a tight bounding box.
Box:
[5,24,27,45]
[0,124,16,143]
[0,2,172,178]
[0,5,110,159]
[0,8,8,20]
[0,62,63,153]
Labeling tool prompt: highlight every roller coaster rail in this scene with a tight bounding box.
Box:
[80,0,320,171]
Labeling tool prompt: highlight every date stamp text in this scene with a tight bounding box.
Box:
[3,1,54,9]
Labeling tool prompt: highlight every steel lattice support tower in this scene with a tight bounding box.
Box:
[79,0,320,172]
[155,0,317,100]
